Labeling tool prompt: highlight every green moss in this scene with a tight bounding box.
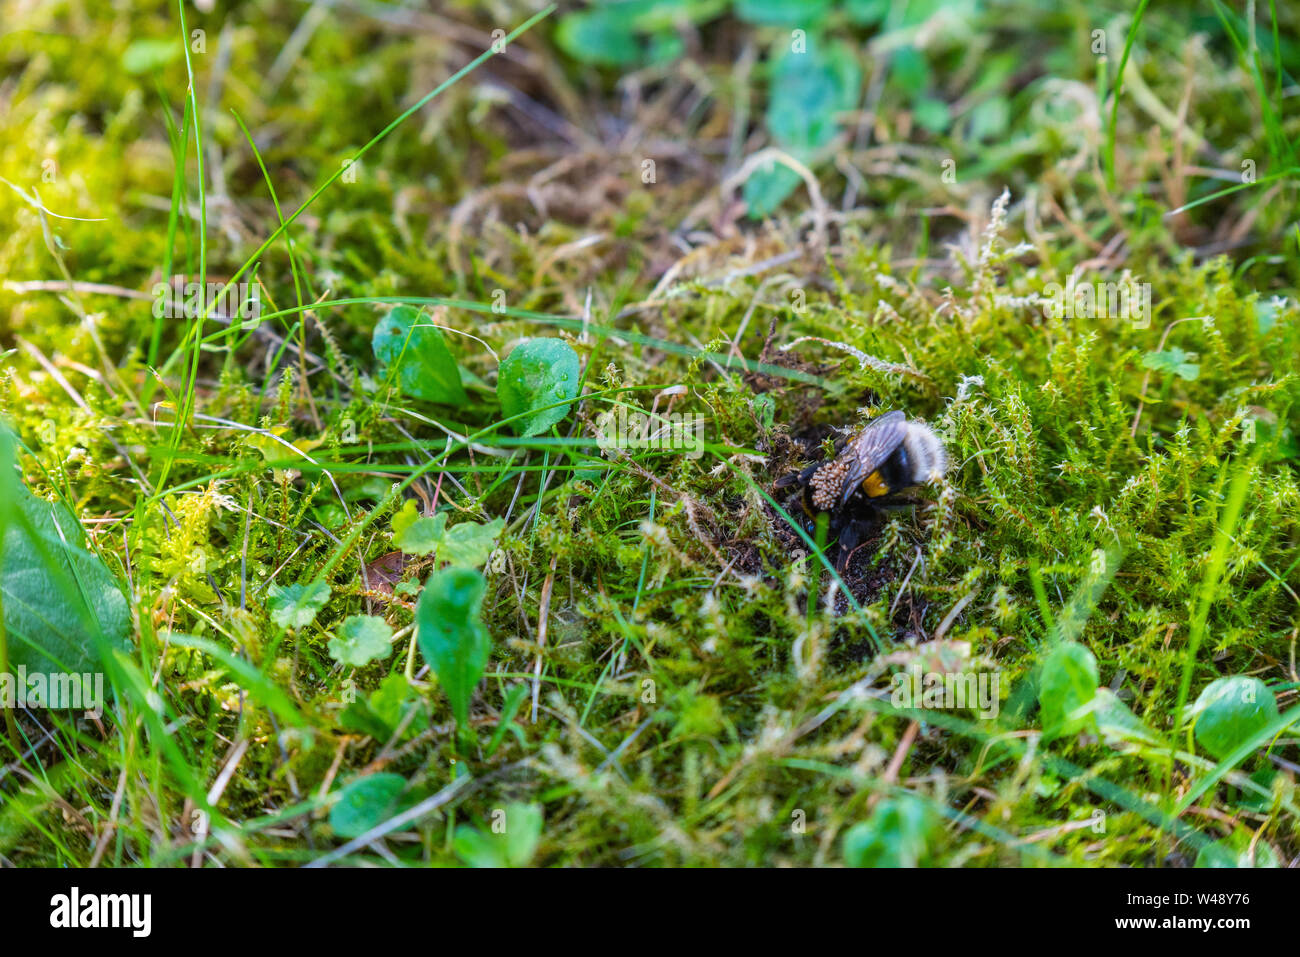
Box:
[0,0,1297,867]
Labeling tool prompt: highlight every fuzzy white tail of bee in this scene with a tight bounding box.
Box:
[902,420,948,484]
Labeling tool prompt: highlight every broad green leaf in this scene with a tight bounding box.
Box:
[890,45,931,99]
[497,338,580,437]
[646,30,685,65]
[372,305,467,405]
[1091,688,1161,747]
[1191,676,1279,760]
[735,0,832,25]
[312,504,347,529]
[763,40,860,152]
[266,580,331,630]
[967,96,1011,142]
[554,0,714,66]
[0,427,130,682]
[453,803,544,868]
[1038,641,1099,741]
[1142,347,1200,381]
[554,7,643,66]
[913,96,952,133]
[625,0,724,33]
[745,39,860,216]
[743,161,804,219]
[500,801,544,866]
[122,38,181,75]
[391,500,504,567]
[330,773,414,838]
[1195,827,1280,868]
[845,0,889,26]
[369,671,422,730]
[416,567,490,730]
[451,826,507,868]
[328,614,394,667]
[843,795,935,867]
[345,477,392,502]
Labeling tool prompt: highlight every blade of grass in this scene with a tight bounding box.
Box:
[1172,452,1259,733]
[1104,0,1151,190]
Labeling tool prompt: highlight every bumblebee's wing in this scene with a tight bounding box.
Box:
[835,410,907,509]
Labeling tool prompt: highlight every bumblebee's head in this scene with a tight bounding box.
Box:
[901,419,948,485]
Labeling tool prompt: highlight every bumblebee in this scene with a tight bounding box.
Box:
[775,411,948,568]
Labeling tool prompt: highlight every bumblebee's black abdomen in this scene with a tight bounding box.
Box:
[877,446,912,495]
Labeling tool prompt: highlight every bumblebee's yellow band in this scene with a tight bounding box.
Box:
[863,471,890,498]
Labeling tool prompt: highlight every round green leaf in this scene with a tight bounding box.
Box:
[1038,641,1099,741]
[453,803,544,868]
[1192,676,1279,760]
[496,338,580,437]
[372,305,467,404]
[555,9,643,66]
[328,614,394,668]
[266,580,331,630]
[744,38,861,216]
[329,773,413,838]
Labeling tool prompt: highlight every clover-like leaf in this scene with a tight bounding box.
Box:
[416,567,490,731]
[440,518,505,567]
[554,0,701,67]
[1142,347,1200,381]
[266,580,331,630]
[843,795,935,868]
[1038,641,1099,741]
[496,338,580,437]
[391,500,503,567]
[1191,676,1279,760]
[391,500,446,555]
[328,614,394,668]
[372,305,467,404]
